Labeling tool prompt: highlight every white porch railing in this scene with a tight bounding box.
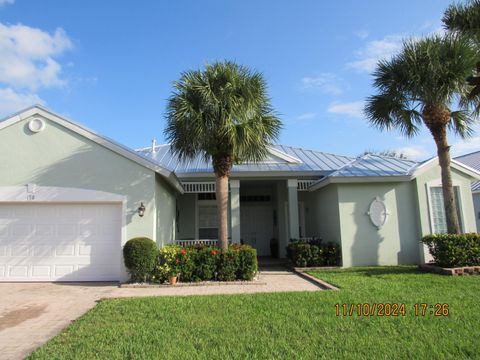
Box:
[297,180,316,191]
[175,239,219,247]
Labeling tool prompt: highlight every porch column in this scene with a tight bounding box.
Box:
[287,179,299,240]
[230,180,241,244]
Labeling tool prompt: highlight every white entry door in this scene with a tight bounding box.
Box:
[240,204,273,256]
[0,203,122,282]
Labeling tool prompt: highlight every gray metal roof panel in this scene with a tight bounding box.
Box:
[136,144,355,174]
[330,154,418,177]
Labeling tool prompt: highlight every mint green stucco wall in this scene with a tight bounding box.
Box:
[413,165,477,262]
[306,185,341,245]
[155,174,177,246]
[337,182,419,267]
[414,166,477,236]
[0,114,175,245]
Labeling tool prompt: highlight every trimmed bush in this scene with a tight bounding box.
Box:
[286,239,341,267]
[421,233,480,268]
[234,244,258,280]
[154,243,257,283]
[123,237,158,282]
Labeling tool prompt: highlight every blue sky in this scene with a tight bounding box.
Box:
[1,0,478,159]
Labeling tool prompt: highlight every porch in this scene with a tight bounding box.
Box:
[174,179,317,257]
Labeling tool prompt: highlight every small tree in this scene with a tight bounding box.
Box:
[365,35,479,234]
[165,61,281,250]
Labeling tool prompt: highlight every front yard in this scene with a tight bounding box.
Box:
[29,266,480,359]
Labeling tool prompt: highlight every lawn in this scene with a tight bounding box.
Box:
[29,266,480,360]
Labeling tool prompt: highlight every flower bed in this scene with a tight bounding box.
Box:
[155,244,258,283]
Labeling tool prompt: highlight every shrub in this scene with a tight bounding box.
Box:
[194,246,219,280]
[421,233,480,267]
[154,245,181,283]
[123,237,158,282]
[286,239,341,267]
[234,244,258,280]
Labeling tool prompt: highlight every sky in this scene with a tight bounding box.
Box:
[0,0,479,160]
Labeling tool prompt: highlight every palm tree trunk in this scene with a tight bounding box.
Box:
[215,174,229,250]
[431,125,461,234]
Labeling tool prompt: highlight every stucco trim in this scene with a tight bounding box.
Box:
[309,175,411,191]
[0,106,184,193]
[0,186,126,203]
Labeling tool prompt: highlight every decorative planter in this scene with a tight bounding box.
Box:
[168,276,178,285]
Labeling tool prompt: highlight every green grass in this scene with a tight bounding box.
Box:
[29,266,480,360]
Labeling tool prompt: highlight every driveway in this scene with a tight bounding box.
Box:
[0,269,320,359]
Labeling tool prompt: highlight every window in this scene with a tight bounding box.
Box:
[429,186,462,233]
[198,204,218,239]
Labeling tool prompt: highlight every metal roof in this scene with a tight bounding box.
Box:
[328,154,419,177]
[136,144,355,175]
[455,151,480,192]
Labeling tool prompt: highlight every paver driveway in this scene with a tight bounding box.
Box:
[0,269,320,359]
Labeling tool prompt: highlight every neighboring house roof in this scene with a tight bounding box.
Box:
[0,106,184,193]
[136,143,355,177]
[455,151,480,192]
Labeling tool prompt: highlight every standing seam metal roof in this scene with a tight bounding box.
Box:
[136,144,423,179]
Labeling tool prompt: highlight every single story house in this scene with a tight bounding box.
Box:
[1,106,479,282]
[455,151,480,231]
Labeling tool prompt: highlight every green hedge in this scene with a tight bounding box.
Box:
[123,237,158,282]
[421,233,480,268]
[286,239,341,267]
[153,244,258,283]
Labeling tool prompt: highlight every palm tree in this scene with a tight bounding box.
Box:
[165,61,281,250]
[365,35,479,234]
[443,0,480,106]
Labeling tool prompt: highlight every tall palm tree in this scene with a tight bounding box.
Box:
[365,35,479,234]
[165,61,281,250]
[443,0,480,106]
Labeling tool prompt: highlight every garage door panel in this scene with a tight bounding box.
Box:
[0,203,122,281]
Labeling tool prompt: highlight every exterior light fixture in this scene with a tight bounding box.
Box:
[138,202,146,217]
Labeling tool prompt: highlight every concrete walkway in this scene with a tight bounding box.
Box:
[0,269,320,360]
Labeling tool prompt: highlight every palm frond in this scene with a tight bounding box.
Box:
[164,61,282,168]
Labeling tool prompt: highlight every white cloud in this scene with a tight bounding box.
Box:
[394,145,431,160]
[0,22,73,90]
[327,101,364,118]
[354,30,369,39]
[295,112,317,121]
[300,73,345,95]
[0,0,14,6]
[0,87,44,117]
[451,137,480,157]
[347,35,404,73]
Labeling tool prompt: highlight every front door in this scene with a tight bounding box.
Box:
[240,204,273,256]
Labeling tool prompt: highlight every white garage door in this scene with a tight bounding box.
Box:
[0,203,122,282]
